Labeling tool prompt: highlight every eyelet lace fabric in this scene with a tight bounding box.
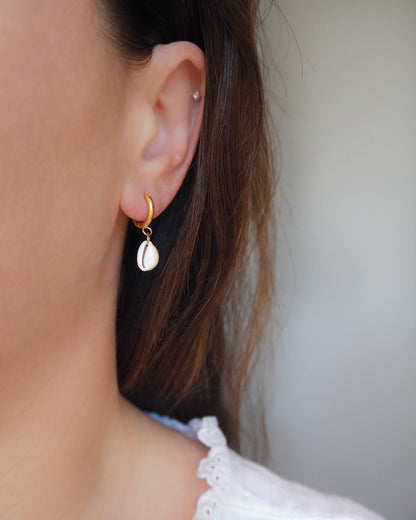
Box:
[188,417,231,520]
[145,411,386,520]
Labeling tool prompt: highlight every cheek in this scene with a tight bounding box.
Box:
[0,2,125,308]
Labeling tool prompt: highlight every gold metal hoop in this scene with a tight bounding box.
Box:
[142,226,152,237]
[133,194,154,229]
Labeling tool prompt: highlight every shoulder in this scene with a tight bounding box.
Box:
[147,413,386,520]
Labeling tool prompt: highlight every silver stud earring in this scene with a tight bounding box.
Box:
[132,194,159,272]
[192,90,201,101]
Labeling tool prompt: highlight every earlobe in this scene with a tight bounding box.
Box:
[119,42,206,224]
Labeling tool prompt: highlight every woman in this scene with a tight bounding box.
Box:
[0,1,386,519]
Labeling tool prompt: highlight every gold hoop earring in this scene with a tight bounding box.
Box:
[133,194,159,271]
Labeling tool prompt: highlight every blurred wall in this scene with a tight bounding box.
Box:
[263,2,416,520]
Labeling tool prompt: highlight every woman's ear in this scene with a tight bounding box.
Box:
[119,42,206,223]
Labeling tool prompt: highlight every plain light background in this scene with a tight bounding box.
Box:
[261,2,416,520]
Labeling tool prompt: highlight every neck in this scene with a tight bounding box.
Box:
[0,293,128,519]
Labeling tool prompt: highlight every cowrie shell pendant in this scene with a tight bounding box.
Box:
[137,239,159,272]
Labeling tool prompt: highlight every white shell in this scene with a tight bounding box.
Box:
[137,240,159,271]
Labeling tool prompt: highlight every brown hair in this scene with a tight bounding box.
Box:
[97,0,277,451]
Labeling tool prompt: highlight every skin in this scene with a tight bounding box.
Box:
[0,1,208,518]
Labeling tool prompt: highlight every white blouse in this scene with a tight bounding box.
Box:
[147,413,386,520]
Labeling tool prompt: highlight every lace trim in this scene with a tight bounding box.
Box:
[188,416,231,520]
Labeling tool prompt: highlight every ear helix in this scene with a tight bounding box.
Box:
[132,194,159,272]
